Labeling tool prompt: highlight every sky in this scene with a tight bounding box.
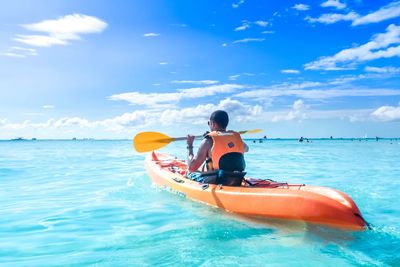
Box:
[0,0,400,139]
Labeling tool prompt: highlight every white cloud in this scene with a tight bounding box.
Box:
[281,69,300,74]
[177,84,243,98]
[321,0,346,10]
[235,86,400,100]
[218,98,262,123]
[305,12,359,24]
[159,62,168,65]
[160,98,262,125]
[272,99,308,122]
[232,0,245,8]
[2,105,383,139]
[352,1,400,26]
[262,30,275,34]
[2,120,32,130]
[109,92,180,108]
[160,104,215,125]
[53,117,91,128]
[14,35,68,47]
[234,20,270,31]
[15,14,107,47]
[307,2,400,26]
[0,111,153,137]
[237,81,323,95]
[293,4,310,11]
[171,80,219,85]
[109,84,244,107]
[304,24,400,70]
[232,38,265,44]
[229,75,240,81]
[222,43,228,47]
[2,117,91,131]
[43,105,55,109]
[234,21,250,31]
[143,33,160,37]
[306,108,372,122]
[372,104,400,121]
[98,111,149,130]
[254,20,269,27]
[365,66,400,73]
[244,105,375,124]
[2,46,37,58]
[22,13,107,37]
[228,73,255,80]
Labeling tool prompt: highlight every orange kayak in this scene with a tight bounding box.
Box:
[145,152,367,231]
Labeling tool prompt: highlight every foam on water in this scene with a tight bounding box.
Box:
[0,139,399,266]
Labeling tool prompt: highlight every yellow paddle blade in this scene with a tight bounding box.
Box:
[134,131,174,153]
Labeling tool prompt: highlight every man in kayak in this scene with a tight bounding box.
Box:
[186,110,249,186]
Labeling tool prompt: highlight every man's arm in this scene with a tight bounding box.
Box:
[187,138,211,172]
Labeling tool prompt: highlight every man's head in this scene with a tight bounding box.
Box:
[209,110,229,130]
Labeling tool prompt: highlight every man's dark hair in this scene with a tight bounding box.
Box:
[210,110,229,129]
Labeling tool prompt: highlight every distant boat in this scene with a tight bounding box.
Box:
[11,137,27,141]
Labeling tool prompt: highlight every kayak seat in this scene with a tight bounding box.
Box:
[218,152,246,172]
[217,170,246,186]
[200,170,247,186]
[201,152,246,186]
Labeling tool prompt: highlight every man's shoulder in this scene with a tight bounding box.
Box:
[201,136,212,144]
[200,137,213,148]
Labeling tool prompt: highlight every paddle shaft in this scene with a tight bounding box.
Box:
[171,130,257,141]
[172,136,201,141]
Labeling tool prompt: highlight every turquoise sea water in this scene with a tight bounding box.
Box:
[0,139,399,266]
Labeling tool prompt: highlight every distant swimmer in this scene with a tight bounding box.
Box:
[299,137,304,142]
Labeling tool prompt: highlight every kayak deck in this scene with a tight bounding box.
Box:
[145,152,367,231]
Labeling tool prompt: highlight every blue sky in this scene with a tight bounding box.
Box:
[1,0,400,139]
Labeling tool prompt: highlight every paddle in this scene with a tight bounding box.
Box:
[134,129,262,153]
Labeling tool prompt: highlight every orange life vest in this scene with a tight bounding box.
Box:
[207,131,245,170]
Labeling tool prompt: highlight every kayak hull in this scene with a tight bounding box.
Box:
[145,152,366,231]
